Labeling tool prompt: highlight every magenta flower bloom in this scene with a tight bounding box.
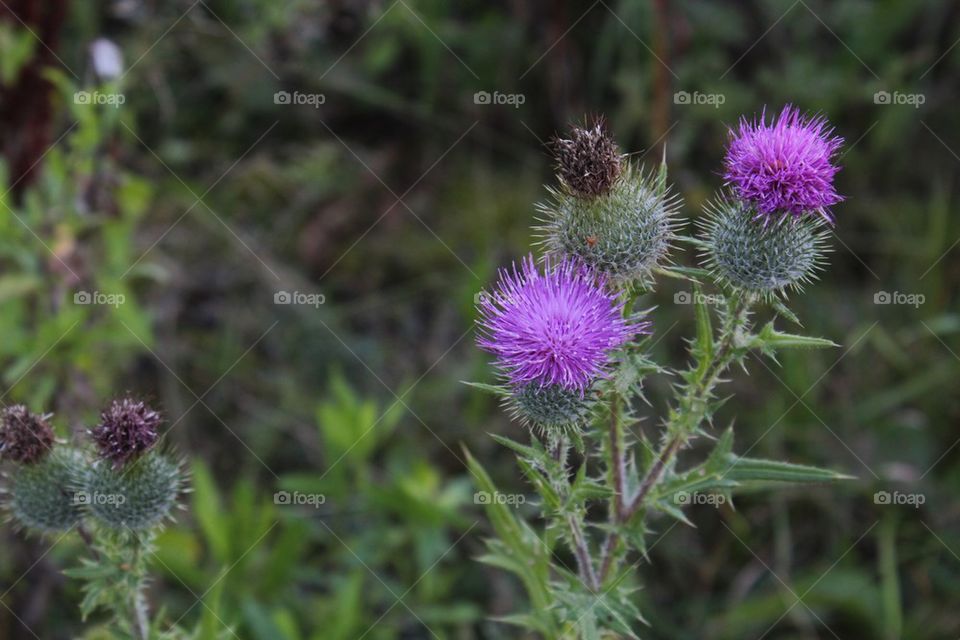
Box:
[724,105,843,221]
[476,255,643,393]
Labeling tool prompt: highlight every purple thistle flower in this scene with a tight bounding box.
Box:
[724,105,843,222]
[476,255,645,393]
[90,396,162,466]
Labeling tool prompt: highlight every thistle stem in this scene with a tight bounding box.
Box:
[76,525,100,560]
[598,295,751,584]
[608,392,626,520]
[568,515,600,591]
[551,435,600,591]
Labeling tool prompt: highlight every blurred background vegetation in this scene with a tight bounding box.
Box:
[0,0,958,638]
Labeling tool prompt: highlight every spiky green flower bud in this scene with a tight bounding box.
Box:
[7,447,85,534]
[697,197,829,297]
[537,163,681,287]
[83,451,181,530]
[506,383,593,434]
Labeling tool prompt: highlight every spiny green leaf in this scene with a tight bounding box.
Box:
[653,265,711,282]
[770,296,801,326]
[693,283,714,369]
[461,381,510,397]
[705,426,735,470]
[492,612,554,635]
[516,456,561,510]
[749,321,839,352]
[722,455,855,484]
[653,499,695,527]
[489,433,542,460]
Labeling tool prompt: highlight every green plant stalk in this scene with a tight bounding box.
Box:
[549,435,601,591]
[131,535,151,640]
[598,295,751,584]
[88,529,155,640]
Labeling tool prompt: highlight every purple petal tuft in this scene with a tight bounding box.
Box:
[724,105,843,221]
[476,255,646,393]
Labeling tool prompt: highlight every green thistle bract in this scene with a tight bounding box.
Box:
[537,163,681,288]
[84,451,181,531]
[8,447,85,534]
[698,197,830,297]
[507,383,593,434]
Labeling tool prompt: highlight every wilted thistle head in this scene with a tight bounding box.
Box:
[90,397,162,466]
[477,255,644,393]
[538,162,681,288]
[698,196,830,297]
[724,104,843,222]
[0,405,55,465]
[552,120,623,198]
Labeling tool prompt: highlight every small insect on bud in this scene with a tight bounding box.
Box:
[0,405,55,465]
[90,397,162,467]
[553,120,623,199]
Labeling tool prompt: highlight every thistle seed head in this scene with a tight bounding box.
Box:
[0,405,55,465]
[90,396,162,467]
[553,120,623,198]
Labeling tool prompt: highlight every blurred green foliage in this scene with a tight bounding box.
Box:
[0,0,957,638]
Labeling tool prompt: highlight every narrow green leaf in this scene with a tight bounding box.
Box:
[705,426,734,470]
[461,380,510,397]
[516,456,561,510]
[750,321,840,352]
[724,455,854,484]
[653,265,711,282]
[489,433,541,460]
[770,297,801,326]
